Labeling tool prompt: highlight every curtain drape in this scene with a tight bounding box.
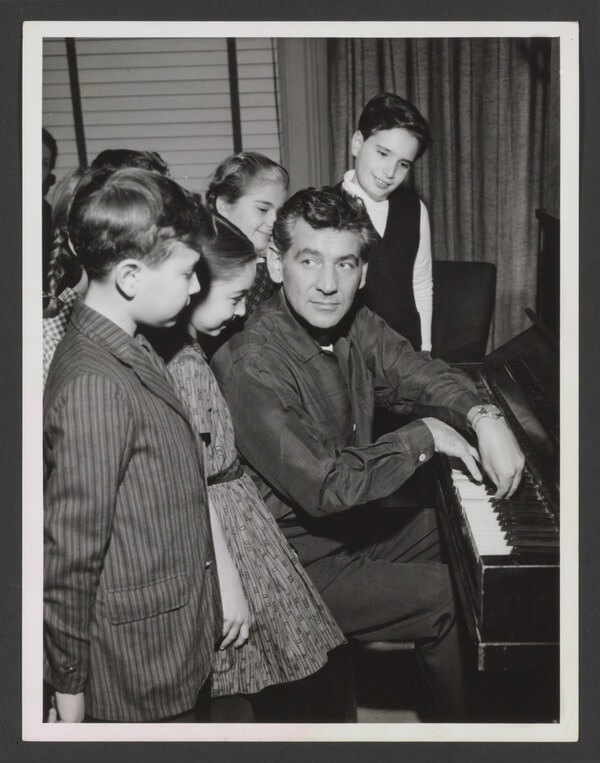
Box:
[278,39,331,194]
[328,37,558,349]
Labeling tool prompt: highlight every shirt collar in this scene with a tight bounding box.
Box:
[70,300,138,363]
[57,287,79,310]
[264,290,351,363]
[342,170,389,210]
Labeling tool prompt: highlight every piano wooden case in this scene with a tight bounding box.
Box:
[434,324,559,673]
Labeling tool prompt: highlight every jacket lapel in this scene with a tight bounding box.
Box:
[126,339,191,423]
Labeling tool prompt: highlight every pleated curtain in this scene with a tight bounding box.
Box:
[328,37,559,349]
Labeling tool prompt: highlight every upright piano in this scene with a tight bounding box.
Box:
[434,211,560,676]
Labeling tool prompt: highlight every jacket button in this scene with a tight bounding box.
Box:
[63,664,77,674]
[204,560,212,569]
[418,453,427,463]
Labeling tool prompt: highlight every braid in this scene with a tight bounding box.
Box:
[44,227,81,318]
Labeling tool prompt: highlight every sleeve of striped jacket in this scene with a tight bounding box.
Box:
[44,373,133,694]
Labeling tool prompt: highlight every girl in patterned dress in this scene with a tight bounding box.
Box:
[168,214,345,712]
[206,152,288,318]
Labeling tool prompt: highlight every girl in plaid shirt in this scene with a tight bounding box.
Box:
[43,168,88,386]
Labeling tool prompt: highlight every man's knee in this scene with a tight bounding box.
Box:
[315,555,457,641]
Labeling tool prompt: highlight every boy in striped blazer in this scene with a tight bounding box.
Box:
[44,168,222,722]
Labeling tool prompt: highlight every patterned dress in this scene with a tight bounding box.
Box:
[168,342,345,697]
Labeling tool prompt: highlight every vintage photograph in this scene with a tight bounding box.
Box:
[22,21,578,743]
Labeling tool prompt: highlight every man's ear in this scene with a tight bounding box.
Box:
[114,259,143,300]
[215,197,229,217]
[358,260,368,290]
[351,131,364,159]
[266,245,284,284]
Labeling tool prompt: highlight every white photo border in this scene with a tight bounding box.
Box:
[22,19,579,743]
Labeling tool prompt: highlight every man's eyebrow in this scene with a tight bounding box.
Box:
[293,249,360,263]
[293,247,323,258]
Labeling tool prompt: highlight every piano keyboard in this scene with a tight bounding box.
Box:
[432,322,560,673]
[450,460,559,559]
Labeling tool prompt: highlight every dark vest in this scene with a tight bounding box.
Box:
[361,187,422,350]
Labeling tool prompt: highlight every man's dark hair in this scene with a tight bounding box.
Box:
[273,186,378,261]
[42,128,58,168]
[358,93,431,160]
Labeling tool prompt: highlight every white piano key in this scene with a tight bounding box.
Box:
[451,469,513,555]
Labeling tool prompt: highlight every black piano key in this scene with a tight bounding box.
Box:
[506,527,558,536]
[502,527,557,535]
[492,490,540,500]
[507,533,559,545]
[494,502,551,510]
[495,510,554,520]
[489,494,542,504]
[496,512,556,523]
[513,547,559,560]
[509,537,559,548]
[501,524,558,534]
[493,501,550,511]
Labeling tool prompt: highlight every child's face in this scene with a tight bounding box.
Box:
[188,260,256,336]
[351,127,421,202]
[135,244,201,327]
[217,180,287,255]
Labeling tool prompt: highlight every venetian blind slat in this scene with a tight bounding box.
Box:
[43,37,281,194]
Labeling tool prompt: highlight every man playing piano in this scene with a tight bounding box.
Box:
[212,186,525,721]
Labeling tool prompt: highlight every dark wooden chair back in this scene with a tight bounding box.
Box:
[431,261,497,363]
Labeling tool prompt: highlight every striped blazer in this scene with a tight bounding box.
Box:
[44,302,222,722]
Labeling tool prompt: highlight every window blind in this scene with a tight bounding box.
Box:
[43,37,281,195]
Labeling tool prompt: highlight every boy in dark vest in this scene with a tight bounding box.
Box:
[341,93,432,352]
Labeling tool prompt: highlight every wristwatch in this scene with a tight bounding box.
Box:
[469,404,504,431]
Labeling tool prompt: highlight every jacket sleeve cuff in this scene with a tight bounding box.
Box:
[398,419,436,467]
[44,655,86,694]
